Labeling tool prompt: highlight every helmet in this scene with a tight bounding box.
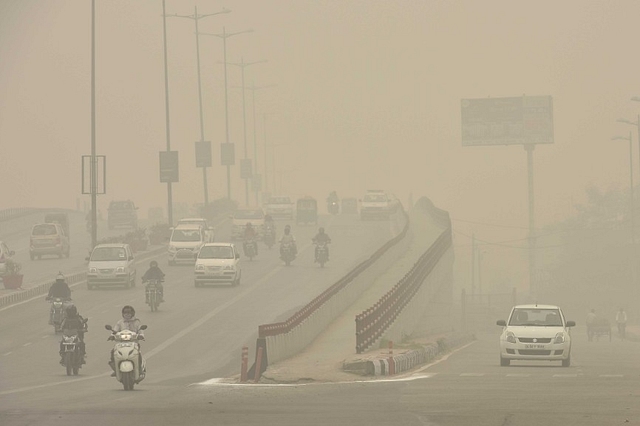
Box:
[285,225,291,231]
[319,227,325,234]
[56,272,65,283]
[246,222,253,228]
[150,260,158,268]
[65,304,78,317]
[122,305,135,317]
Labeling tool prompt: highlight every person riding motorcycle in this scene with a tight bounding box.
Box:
[59,304,87,365]
[312,227,332,261]
[47,273,72,325]
[327,191,339,203]
[279,225,297,257]
[142,260,165,302]
[108,305,144,376]
[243,222,258,255]
[47,272,71,300]
[264,214,276,231]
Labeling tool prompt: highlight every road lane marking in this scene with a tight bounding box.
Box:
[194,373,438,387]
[599,374,623,378]
[460,373,484,377]
[23,342,32,347]
[41,335,48,339]
[552,374,577,377]
[506,374,531,377]
[412,341,477,374]
[4,352,12,356]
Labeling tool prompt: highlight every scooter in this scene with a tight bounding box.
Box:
[47,297,71,333]
[328,200,339,215]
[144,279,163,312]
[264,227,276,249]
[314,240,330,268]
[280,241,296,266]
[105,324,147,391]
[244,239,258,261]
[61,318,88,376]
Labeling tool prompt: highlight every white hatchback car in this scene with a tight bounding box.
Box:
[497,304,575,367]
[194,243,241,287]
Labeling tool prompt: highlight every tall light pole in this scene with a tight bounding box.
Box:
[200,27,253,201]
[262,112,276,195]
[166,7,230,209]
[612,132,635,245]
[160,0,174,227]
[90,0,97,247]
[228,58,267,206]
[245,82,276,205]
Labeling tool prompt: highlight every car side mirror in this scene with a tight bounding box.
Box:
[140,325,148,330]
[236,253,240,259]
[496,320,506,326]
[105,324,113,330]
[85,257,90,262]
[565,321,575,327]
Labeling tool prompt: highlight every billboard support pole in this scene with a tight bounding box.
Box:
[525,144,536,300]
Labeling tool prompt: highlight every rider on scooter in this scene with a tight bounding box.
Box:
[59,304,87,365]
[46,273,72,324]
[279,225,297,257]
[312,227,332,261]
[243,222,258,255]
[142,260,165,302]
[109,305,144,376]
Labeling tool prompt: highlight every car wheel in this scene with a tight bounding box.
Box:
[562,354,571,367]
[500,356,510,367]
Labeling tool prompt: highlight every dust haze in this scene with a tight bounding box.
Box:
[2,1,640,317]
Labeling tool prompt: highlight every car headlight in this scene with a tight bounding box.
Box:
[116,267,125,274]
[224,265,235,271]
[168,245,177,253]
[554,332,566,344]
[195,264,205,271]
[89,267,97,274]
[505,331,516,344]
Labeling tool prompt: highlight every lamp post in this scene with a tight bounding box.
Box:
[612,132,635,245]
[166,7,230,209]
[245,82,276,205]
[200,27,253,201]
[228,58,267,206]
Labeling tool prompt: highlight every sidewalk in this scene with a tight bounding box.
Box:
[256,209,462,383]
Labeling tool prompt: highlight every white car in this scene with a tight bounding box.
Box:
[86,243,137,290]
[177,218,215,242]
[497,304,575,367]
[360,190,392,220]
[168,224,206,265]
[194,243,241,287]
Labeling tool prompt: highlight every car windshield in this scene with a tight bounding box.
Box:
[364,194,386,202]
[269,197,291,204]
[171,229,202,242]
[32,224,57,236]
[509,308,563,326]
[234,210,264,220]
[179,220,204,227]
[198,246,234,259]
[91,247,126,261]
[110,201,133,210]
[298,200,316,208]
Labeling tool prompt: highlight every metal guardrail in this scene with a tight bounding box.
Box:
[258,207,410,339]
[0,208,43,222]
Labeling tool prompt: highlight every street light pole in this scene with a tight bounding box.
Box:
[228,58,267,206]
[200,28,253,201]
[246,82,276,205]
[166,7,230,209]
[90,0,97,248]
[612,132,635,245]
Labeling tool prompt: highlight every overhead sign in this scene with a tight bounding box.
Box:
[461,96,554,146]
[221,143,235,166]
[159,151,179,183]
[195,141,212,168]
[81,155,106,194]
[241,159,252,179]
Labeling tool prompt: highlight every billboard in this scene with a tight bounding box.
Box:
[159,151,179,183]
[461,96,554,146]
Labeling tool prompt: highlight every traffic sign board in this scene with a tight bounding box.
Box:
[159,151,179,183]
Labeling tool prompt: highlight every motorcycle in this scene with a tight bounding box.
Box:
[47,297,71,333]
[144,279,163,312]
[328,200,340,215]
[244,239,258,261]
[264,226,276,249]
[314,240,330,268]
[280,241,296,266]
[105,324,147,391]
[61,318,88,376]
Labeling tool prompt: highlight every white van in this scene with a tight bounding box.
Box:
[168,224,206,265]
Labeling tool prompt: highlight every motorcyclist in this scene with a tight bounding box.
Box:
[264,214,276,231]
[109,305,144,376]
[312,227,332,261]
[279,225,297,257]
[47,273,72,325]
[59,304,87,365]
[142,260,165,302]
[327,191,339,203]
[243,222,258,255]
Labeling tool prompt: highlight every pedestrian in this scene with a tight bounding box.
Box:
[586,309,597,342]
[615,307,627,340]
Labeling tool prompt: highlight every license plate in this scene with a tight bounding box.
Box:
[525,344,545,349]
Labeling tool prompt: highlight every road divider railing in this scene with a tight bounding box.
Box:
[0,208,42,222]
[355,197,453,354]
[248,207,412,380]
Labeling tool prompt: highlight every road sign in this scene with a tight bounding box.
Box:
[221,143,235,166]
[81,155,106,194]
[195,141,212,168]
[241,159,252,179]
[461,96,554,146]
[159,151,179,183]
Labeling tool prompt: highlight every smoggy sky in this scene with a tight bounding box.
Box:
[2,1,640,246]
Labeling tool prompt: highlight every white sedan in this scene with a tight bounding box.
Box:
[194,243,241,287]
[497,304,575,367]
